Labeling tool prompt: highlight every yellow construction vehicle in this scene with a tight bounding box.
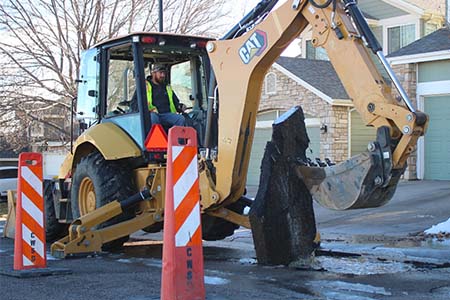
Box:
[47,0,428,260]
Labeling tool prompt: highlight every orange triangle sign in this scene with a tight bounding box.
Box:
[145,124,168,151]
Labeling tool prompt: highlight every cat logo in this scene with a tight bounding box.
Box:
[239,30,268,64]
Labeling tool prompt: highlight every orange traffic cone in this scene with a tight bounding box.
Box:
[14,152,47,270]
[161,126,205,300]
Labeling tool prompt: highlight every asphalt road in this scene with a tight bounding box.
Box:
[1,180,450,300]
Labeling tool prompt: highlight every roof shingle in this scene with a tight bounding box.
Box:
[275,57,349,100]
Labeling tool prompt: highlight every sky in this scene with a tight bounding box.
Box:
[230,0,301,57]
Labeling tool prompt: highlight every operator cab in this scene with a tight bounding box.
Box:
[76,33,212,151]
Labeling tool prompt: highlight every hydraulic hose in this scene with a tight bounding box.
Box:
[222,0,279,40]
[341,0,415,112]
[342,0,381,54]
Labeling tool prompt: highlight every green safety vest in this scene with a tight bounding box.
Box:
[146,82,177,113]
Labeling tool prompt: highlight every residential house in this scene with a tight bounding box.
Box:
[27,102,72,154]
[248,0,446,185]
[388,27,450,180]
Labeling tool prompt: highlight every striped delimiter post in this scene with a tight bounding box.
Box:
[161,126,205,300]
[13,152,47,271]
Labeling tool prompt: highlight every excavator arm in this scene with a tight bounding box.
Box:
[200,0,428,211]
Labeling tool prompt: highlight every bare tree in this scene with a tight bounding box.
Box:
[0,0,231,153]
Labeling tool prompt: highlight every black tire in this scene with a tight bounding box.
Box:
[142,222,163,233]
[44,180,68,242]
[201,199,247,241]
[71,152,136,250]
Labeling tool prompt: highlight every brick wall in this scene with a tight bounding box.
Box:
[322,106,349,161]
[392,63,418,180]
[259,63,420,179]
[259,68,349,162]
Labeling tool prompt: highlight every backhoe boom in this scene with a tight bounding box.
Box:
[202,0,427,210]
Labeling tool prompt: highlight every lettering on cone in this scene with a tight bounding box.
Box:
[30,232,36,262]
[186,247,193,286]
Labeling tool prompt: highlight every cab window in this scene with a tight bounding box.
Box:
[105,44,137,117]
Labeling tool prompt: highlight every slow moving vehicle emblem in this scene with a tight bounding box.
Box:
[239,30,268,64]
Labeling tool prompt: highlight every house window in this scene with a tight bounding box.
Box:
[388,24,415,54]
[264,72,277,95]
[306,40,329,61]
[257,110,279,122]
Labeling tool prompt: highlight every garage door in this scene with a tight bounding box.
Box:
[350,110,376,156]
[247,123,320,186]
[424,96,450,180]
[306,125,320,159]
[247,128,272,186]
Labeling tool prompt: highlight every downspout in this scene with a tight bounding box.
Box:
[446,0,450,26]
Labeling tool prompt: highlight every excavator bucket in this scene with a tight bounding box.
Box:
[296,124,405,210]
[296,152,404,210]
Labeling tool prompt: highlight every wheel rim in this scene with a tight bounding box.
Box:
[79,177,96,215]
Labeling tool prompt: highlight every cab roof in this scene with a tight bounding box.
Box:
[92,32,213,49]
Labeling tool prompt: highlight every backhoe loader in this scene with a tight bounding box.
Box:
[46,0,428,260]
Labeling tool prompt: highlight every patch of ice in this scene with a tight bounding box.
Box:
[326,281,391,295]
[46,252,60,260]
[317,256,412,275]
[205,269,233,276]
[238,257,257,265]
[320,291,377,300]
[425,217,450,234]
[416,215,434,219]
[110,257,162,268]
[308,280,391,297]
[204,276,230,285]
[142,258,162,268]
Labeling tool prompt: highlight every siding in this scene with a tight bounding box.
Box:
[418,60,450,83]
[350,110,377,157]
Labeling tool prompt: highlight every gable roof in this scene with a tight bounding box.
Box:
[387,27,450,64]
[389,27,450,57]
[274,57,350,104]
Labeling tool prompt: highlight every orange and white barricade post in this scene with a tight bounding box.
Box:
[14,152,47,270]
[0,152,71,278]
[161,126,205,300]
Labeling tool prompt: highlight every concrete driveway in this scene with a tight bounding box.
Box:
[248,180,450,238]
[314,180,450,238]
[247,180,450,262]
